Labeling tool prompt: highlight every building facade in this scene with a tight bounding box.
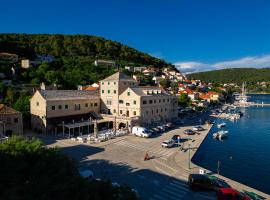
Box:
[0,104,23,136]
[30,72,178,134]
[31,90,99,134]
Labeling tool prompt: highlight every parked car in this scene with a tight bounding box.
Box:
[205,120,215,124]
[188,174,223,191]
[193,126,204,131]
[79,169,94,180]
[152,127,161,134]
[157,125,165,132]
[161,139,175,148]
[132,126,151,138]
[184,129,195,135]
[171,134,181,143]
[165,123,174,129]
[217,188,251,200]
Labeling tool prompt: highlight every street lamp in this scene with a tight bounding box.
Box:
[188,141,191,169]
[217,161,221,179]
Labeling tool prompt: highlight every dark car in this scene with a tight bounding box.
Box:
[217,188,251,200]
[184,129,195,135]
[171,134,181,143]
[188,174,223,191]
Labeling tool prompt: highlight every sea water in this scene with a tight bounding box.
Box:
[192,94,270,194]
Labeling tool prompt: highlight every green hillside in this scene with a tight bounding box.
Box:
[0,33,173,88]
[188,68,270,85]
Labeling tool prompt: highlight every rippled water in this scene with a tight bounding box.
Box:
[192,94,270,194]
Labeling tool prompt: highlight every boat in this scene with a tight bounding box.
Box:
[213,130,228,139]
[235,82,252,107]
[217,122,226,128]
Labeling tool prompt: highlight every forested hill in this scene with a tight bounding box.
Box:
[0,33,171,67]
[187,68,270,84]
[0,34,174,89]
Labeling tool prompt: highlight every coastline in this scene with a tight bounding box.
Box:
[188,108,270,198]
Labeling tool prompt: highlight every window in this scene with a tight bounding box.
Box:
[36,102,39,106]
[114,90,116,94]
[14,118,18,123]
[154,100,156,103]
[161,108,163,112]
[149,100,153,104]
[65,105,68,109]
[126,103,130,106]
[132,82,135,85]
[167,99,169,102]
[120,110,123,114]
[156,109,158,113]
[152,110,154,114]
[74,104,80,110]
[94,103,98,107]
[127,92,130,96]
[146,111,149,115]
[108,90,110,94]
[163,99,165,102]
[102,90,104,94]
[85,103,88,107]
[159,99,161,103]
[119,100,124,104]
[165,108,167,111]
[108,82,110,85]
[133,100,136,105]
[90,103,93,107]
[113,109,116,113]
[143,100,147,104]
[114,82,116,85]
[58,105,62,110]
[52,106,55,110]
[133,111,136,115]
[102,82,104,85]
[106,100,112,105]
[124,82,126,85]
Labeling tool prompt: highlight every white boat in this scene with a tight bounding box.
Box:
[213,130,228,139]
[217,122,226,128]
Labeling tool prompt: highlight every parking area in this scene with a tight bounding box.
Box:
[44,120,217,200]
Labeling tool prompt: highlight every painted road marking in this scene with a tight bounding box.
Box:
[153,159,178,172]
[114,140,176,158]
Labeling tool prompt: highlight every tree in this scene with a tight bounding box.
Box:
[159,78,171,89]
[170,82,179,94]
[13,95,31,118]
[178,93,192,108]
[0,137,139,200]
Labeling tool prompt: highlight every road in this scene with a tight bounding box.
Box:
[44,121,216,200]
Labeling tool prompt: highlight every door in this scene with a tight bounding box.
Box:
[126,110,129,117]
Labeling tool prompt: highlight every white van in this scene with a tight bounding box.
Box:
[132,126,151,138]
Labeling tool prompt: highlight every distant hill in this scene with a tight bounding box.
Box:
[187,68,270,85]
[0,33,174,88]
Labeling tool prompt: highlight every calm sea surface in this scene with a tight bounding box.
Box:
[192,94,270,194]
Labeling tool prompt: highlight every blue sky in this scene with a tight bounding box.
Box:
[1,0,270,72]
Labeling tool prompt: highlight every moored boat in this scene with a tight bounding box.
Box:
[217,122,226,128]
[213,130,228,139]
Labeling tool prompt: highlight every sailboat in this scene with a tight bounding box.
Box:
[235,82,251,107]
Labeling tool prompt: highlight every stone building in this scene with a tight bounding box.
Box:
[30,90,100,134]
[0,104,23,136]
[30,72,178,135]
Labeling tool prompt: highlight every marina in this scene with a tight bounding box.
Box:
[192,94,270,196]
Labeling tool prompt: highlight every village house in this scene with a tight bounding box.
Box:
[94,60,116,67]
[0,52,18,62]
[0,104,23,136]
[179,88,199,101]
